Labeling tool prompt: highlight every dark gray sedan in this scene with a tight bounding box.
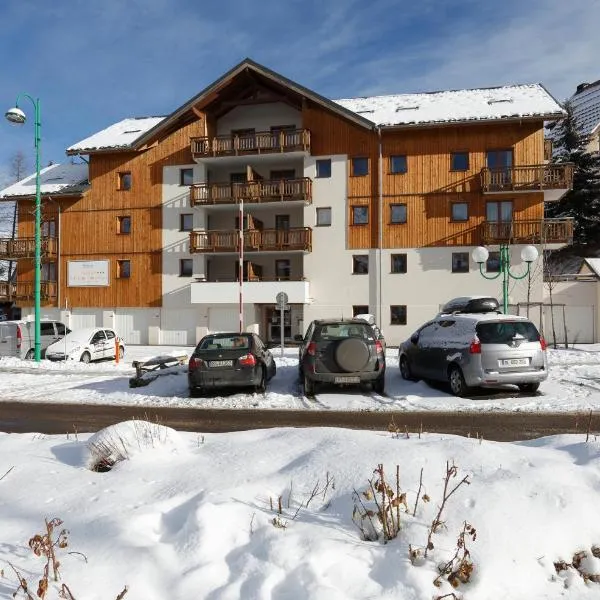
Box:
[188,332,276,397]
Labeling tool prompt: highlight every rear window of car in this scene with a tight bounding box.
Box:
[315,323,375,341]
[199,335,250,350]
[476,321,540,343]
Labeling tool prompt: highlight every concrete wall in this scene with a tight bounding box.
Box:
[216,103,301,135]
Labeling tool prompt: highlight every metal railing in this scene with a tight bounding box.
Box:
[190,178,312,206]
[191,129,311,158]
[480,164,574,193]
[0,281,58,301]
[482,218,574,244]
[0,237,57,259]
[190,227,312,253]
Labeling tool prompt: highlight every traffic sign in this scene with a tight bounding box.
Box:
[276,291,289,309]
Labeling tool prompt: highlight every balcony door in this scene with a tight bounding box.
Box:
[275,214,290,247]
[486,149,513,188]
[486,201,513,239]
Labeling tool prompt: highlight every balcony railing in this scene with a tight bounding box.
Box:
[190,178,312,206]
[0,281,58,302]
[191,129,311,158]
[480,164,574,193]
[0,237,57,260]
[190,227,312,253]
[481,218,574,245]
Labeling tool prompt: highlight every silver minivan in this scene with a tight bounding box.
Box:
[398,307,548,396]
[0,320,70,360]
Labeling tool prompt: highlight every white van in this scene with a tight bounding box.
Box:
[0,320,70,360]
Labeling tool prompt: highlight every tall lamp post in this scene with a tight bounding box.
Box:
[472,244,539,314]
[5,94,42,362]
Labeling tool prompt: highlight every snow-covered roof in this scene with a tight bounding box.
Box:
[66,116,165,155]
[0,163,89,199]
[335,84,564,127]
[583,258,600,277]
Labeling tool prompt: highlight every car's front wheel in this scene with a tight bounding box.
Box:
[518,382,540,394]
[80,352,92,364]
[303,374,316,397]
[24,349,34,360]
[448,365,470,397]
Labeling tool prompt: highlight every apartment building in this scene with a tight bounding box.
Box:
[570,79,600,153]
[0,59,574,346]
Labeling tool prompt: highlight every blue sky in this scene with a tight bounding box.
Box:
[1,0,599,187]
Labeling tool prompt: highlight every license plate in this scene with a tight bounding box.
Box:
[334,376,361,384]
[208,360,233,368]
[499,358,529,367]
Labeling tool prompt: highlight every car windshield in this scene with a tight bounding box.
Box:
[476,321,540,344]
[199,335,250,350]
[315,323,375,341]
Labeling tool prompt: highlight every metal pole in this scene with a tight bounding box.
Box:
[33,99,41,362]
[280,304,284,357]
[238,196,244,333]
[501,244,509,315]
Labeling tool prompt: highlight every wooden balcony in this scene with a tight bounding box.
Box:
[0,281,58,302]
[190,178,312,206]
[0,237,58,260]
[480,164,574,194]
[190,227,312,253]
[481,218,574,245]
[191,129,311,158]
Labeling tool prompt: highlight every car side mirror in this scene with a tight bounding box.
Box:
[410,333,419,344]
[294,334,303,342]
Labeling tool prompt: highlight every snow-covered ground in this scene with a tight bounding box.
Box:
[1,423,599,599]
[1,344,600,412]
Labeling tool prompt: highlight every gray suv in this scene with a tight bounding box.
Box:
[0,320,70,360]
[298,319,386,396]
[398,299,548,396]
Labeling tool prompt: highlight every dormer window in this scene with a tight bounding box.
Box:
[118,172,132,191]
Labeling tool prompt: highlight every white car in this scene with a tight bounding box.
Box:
[45,327,125,363]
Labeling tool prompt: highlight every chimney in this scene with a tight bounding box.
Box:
[576,82,590,94]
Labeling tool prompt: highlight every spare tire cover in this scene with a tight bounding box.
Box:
[335,338,370,372]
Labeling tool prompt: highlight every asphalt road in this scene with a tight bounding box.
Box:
[0,400,598,441]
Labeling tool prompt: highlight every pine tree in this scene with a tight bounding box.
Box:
[546,101,600,247]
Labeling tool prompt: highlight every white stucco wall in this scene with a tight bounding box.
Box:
[216,103,301,135]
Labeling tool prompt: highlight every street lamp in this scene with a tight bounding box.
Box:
[5,94,42,362]
[472,244,539,314]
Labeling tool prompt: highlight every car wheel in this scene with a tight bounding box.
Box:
[24,349,35,360]
[303,373,315,397]
[255,367,267,394]
[118,346,125,359]
[400,356,417,381]
[448,365,470,397]
[518,382,540,394]
[373,373,385,395]
[189,387,203,398]
[80,352,92,364]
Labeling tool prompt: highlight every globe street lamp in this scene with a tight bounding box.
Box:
[472,244,539,314]
[5,95,42,362]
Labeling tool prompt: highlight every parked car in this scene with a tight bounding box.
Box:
[188,332,276,397]
[398,300,548,396]
[353,313,386,350]
[45,327,125,363]
[0,319,70,360]
[298,319,386,396]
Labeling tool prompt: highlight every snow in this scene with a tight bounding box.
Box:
[584,258,600,277]
[0,162,88,198]
[335,83,564,127]
[66,116,165,154]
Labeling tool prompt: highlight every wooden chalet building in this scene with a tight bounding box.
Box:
[0,59,574,345]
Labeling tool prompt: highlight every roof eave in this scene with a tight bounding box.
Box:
[66,146,138,157]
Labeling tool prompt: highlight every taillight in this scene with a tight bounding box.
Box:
[16,326,22,349]
[307,342,316,356]
[188,357,204,371]
[469,338,481,354]
[540,336,547,351]
[238,353,256,367]
[375,340,384,356]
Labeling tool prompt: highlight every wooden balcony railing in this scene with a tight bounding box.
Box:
[480,164,574,193]
[190,178,312,206]
[0,281,58,302]
[191,129,311,158]
[0,237,58,260]
[481,218,574,245]
[190,227,312,253]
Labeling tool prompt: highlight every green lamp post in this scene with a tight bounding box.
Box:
[5,95,42,362]
[472,244,539,314]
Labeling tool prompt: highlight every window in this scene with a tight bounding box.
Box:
[486,149,513,169]
[390,203,407,224]
[117,260,131,279]
[117,216,131,234]
[451,252,469,273]
[353,305,369,317]
[391,253,407,273]
[270,169,295,180]
[275,259,291,280]
[352,255,369,274]
[118,172,132,191]
[41,322,56,336]
[180,168,194,186]
[486,201,513,222]
[42,262,57,281]
[180,213,193,231]
[41,220,56,237]
[451,203,468,222]
[351,157,369,176]
[230,172,247,184]
[352,206,369,225]
[390,305,407,325]
[390,155,407,174]
[270,124,295,147]
[316,159,332,178]
[486,251,501,273]
[451,152,469,171]
[180,259,193,277]
[316,207,332,226]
